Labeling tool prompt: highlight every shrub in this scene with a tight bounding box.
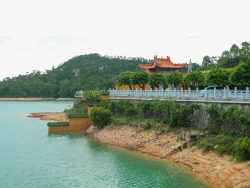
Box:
[84,92,101,101]
[169,104,201,127]
[65,92,101,114]
[234,137,250,161]
[197,132,240,156]
[206,103,221,130]
[144,121,152,130]
[109,100,135,116]
[137,100,180,120]
[90,107,112,128]
[221,105,250,134]
[100,99,110,109]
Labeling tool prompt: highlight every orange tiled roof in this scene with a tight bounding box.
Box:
[139,56,186,70]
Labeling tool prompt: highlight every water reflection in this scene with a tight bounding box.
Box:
[48,131,86,139]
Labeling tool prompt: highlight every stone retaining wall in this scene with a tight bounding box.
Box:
[109,98,250,135]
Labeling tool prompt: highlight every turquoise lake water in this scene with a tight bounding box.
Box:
[0,101,209,188]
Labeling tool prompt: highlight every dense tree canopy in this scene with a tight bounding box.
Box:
[230,59,250,89]
[166,71,184,88]
[116,71,134,90]
[0,54,150,97]
[205,67,231,88]
[130,71,149,89]
[148,72,166,89]
[183,71,203,88]
[200,41,250,70]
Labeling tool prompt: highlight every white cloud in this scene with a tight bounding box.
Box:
[0,0,249,80]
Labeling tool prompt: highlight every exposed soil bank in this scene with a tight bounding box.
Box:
[0,98,73,101]
[86,125,250,188]
[28,112,68,122]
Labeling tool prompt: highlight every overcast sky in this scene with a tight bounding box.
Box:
[0,0,249,80]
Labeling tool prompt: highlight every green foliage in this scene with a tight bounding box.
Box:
[218,42,250,68]
[137,100,201,128]
[206,103,221,131]
[206,104,250,135]
[100,99,110,109]
[229,59,250,88]
[0,54,150,97]
[197,132,238,155]
[84,92,101,101]
[109,100,135,116]
[201,56,218,69]
[137,100,180,120]
[169,104,201,127]
[65,92,101,114]
[200,42,250,69]
[200,41,250,70]
[183,71,204,87]
[130,71,149,89]
[148,72,166,89]
[116,71,135,89]
[234,137,250,161]
[166,71,184,88]
[197,131,250,161]
[206,67,231,87]
[220,105,250,134]
[145,121,152,130]
[90,107,112,128]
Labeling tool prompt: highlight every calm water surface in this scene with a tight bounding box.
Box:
[0,101,209,188]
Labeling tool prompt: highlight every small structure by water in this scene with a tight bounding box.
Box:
[47,93,109,132]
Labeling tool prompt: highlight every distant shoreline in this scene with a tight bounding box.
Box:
[0,98,74,101]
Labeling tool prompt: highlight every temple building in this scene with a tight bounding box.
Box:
[139,55,186,75]
[116,55,187,90]
[139,56,187,90]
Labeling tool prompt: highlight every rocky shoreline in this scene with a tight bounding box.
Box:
[29,113,250,188]
[28,112,68,122]
[86,125,250,188]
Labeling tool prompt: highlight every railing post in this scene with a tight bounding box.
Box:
[246,87,249,99]
[181,87,183,97]
[234,87,237,99]
[150,88,152,97]
[188,88,191,97]
[136,88,138,96]
[214,87,216,98]
[205,88,207,98]
[223,87,226,98]
[196,87,198,98]
[155,88,158,97]
[174,88,176,98]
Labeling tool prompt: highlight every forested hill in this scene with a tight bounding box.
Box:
[0,54,151,98]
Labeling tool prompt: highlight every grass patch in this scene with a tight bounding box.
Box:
[112,115,159,124]
[197,131,242,156]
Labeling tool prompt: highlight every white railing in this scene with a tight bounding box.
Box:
[75,90,109,97]
[107,87,250,100]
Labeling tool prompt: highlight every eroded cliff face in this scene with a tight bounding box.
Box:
[86,125,250,188]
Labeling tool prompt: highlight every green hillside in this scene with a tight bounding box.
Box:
[0,54,151,98]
